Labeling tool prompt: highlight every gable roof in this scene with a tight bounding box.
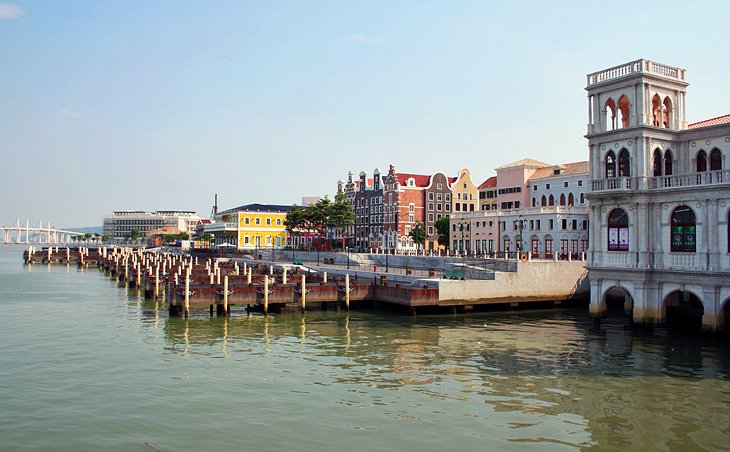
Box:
[396,173,431,188]
[688,113,730,129]
[496,158,550,170]
[478,176,497,189]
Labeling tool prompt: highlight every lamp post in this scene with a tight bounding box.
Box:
[459,220,465,256]
[518,214,524,254]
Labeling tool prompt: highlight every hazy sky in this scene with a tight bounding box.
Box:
[1,1,729,228]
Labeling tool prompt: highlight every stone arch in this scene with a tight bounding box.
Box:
[651,94,662,126]
[559,193,566,206]
[605,98,616,131]
[670,205,697,253]
[602,285,635,316]
[662,96,672,128]
[664,149,674,176]
[722,296,730,333]
[568,193,574,206]
[549,194,555,206]
[532,197,536,207]
[608,208,629,251]
[663,289,704,332]
[541,195,547,207]
[618,95,630,128]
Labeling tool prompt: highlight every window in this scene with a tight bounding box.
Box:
[244,217,250,225]
[546,183,550,190]
[535,220,540,230]
[561,219,567,230]
[456,204,461,212]
[671,206,696,252]
[265,236,272,245]
[429,202,434,211]
[437,203,442,211]
[549,219,554,230]
[437,183,442,189]
[568,193,574,206]
[428,192,434,201]
[605,151,616,178]
[445,204,450,212]
[545,239,553,255]
[533,185,538,191]
[408,203,415,212]
[578,180,583,187]
[428,226,434,235]
[560,194,566,206]
[437,193,443,201]
[664,150,673,176]
[541,195,547,207]
[696,150,707,172]
[618,149,630,177]
[563,181,568,188]
[608,208,629,251]
[255,218,261,225]
[408,214,415,223]
[549,195,555,206]
[428,213,434,222]
[244,236,250,244]
[532,197,536,207]
[276,219,282,226]
[653,148,663,176]
[580,193,585,204]
[266,218,271,225]
[710,148,722,170]
[445,194,451,202]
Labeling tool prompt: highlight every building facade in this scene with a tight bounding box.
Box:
[352,169,384,251]
[584,58,730,331]
[202,203,290,250]
[103,211,200,244]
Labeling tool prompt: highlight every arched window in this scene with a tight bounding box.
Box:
[608,208,629,251]
[605,151,616,178]
[559,194,566,206]
[664,150,673,176]
[618,95,630,128]
[697,150,707,172]
[605,99,616,131]
[710,148,722,170]
[651,94,661,127]
[663,96,672,128]
[653,148,663,176]
[532,197,536,207]
[579,193,585,204]
[618,149,630,177]
[671,206,696,252]
[568,193,574,206]
[548,195,555,206]
[541,195,547,207]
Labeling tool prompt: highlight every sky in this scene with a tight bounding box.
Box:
[1,1,729,228]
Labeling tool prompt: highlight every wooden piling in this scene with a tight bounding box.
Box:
[184,274,190,318]
[345,274,350,310]
[223,275,228,316]
[263,275,269,314]
[301,274,306,313]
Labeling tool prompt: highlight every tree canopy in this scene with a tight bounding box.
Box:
[435,216,450,249]
[410,223,426,249]
[285,194,355,248]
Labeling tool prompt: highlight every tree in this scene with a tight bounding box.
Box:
[330,192,355,249]
[129,228,142,242]
[84,233,92,242]
[201,233,212,248]
[435,216,450,250]
[101,234,109,243]
[285,204,307,248]
[410,223,426,250]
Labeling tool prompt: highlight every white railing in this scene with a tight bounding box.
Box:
[587,59,685,86]
[603,252,630,267]
[592,170,729,193]
[668,253,696,269]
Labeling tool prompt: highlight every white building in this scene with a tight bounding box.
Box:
[584,58,730,332]
[452,159,589,258]
[103,211,201,244]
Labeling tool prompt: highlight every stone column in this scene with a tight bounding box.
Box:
[637,202,649,268]
[702,285,720,332]
[588,278,605,318]
[708,199,720,271]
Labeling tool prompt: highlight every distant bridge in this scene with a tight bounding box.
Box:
[1,219,85,244]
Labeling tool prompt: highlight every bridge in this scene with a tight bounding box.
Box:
[1,219,85,244]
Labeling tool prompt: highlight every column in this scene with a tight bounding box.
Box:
[708,199,720,270]
[637,202,649,268]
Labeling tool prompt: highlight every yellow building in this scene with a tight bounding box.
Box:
[203,203,290,250]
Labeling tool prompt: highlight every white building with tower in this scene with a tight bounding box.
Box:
[103,211,201,244]
[584,58,730,332]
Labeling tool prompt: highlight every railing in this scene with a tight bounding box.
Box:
[603,252,630,267]
[668,253,696,269]
[587,59,686,86]
[592,170,729,193]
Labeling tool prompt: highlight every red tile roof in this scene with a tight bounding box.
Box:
[688,114,730,129]
[478,176,497,189]
[397,173,431,187]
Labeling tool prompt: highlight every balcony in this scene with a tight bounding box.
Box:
[586,59,686,87]
[591,169,729,194]
[201,221,239,233]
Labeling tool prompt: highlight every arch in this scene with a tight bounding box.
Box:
[548,194,555,206]
[608,208,629,251]
[663,290,704,333]
[696,150,707,172]
[618,148,630,177]
[605,98,616,131]
[568,193,574,206]
[601,285,634,316]
[652,148,663,176]
[710,148,722,170]
[559,193,566,206]
[651,94,662,126]
[579,193,585,204]
[662,96,672,128]
[605,151,616,178]
[664,149,673,176]
[618,95,630,128]
[670,205,696,252]
[541,195,547,207]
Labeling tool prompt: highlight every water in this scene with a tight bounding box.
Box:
[0,245,728,451]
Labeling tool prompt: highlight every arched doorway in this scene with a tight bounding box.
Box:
[664,290,704,333]
[603,286,634,316]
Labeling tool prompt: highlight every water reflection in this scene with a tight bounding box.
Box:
[156,309,730,450]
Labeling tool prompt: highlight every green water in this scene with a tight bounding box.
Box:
[0,245,728,451]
